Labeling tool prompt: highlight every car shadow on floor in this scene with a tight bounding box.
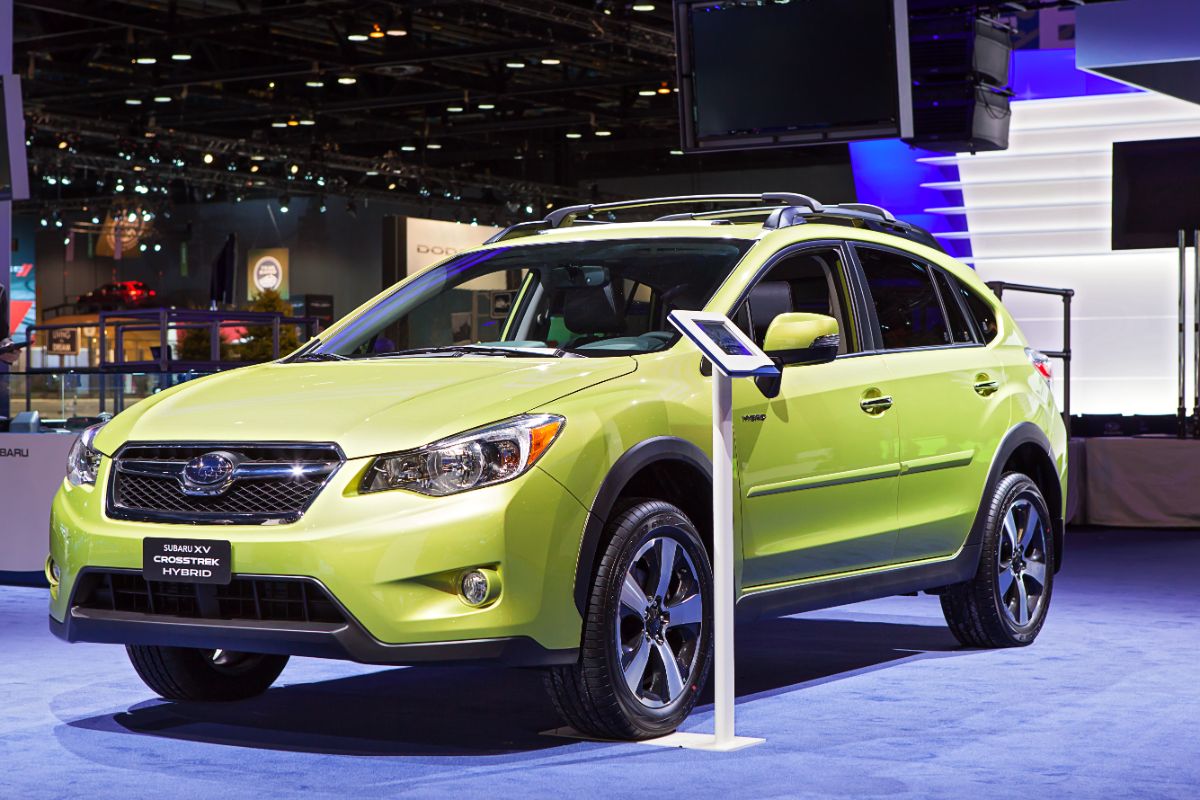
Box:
[66,615,965,757]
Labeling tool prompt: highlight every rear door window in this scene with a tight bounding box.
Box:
[856,246,952,350]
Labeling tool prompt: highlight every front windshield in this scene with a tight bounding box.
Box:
[312,237,753,358]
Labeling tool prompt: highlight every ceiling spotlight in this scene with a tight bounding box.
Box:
[127,212,138,223]
[115,182,126,192]
[565,132,582,139]
[318,198,328,213]
[387,182,397,190]
[57,139,68,150]
[139,243,148,252]
[427,143,443,150]
[306,79,325,88]
[594,129,612,137]
[154,243,162,252]
[250,164,260,173]
[286,118,300,127]
[289,163,300,175]
[657,83,671,95]
[337,74,358,85]
[203,152,214,164]
[91,215,100,225]
[134,56,157,65]
[505,61,526,69]
[347,33,369,42]
[478,102,496,110]
[154,95,172,103]
[368,24,385,39]
[171,52,192,61]
[279,194,291,213]
[541,57,561,65]
[125,98,143,106]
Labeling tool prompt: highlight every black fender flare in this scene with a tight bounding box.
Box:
[571,436,711,614]
[970,421,1064,571]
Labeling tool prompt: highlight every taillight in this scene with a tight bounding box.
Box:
[1025,347,1052,381]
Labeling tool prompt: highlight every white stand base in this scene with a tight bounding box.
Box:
[541,727,765,752]
[638,731,766,752]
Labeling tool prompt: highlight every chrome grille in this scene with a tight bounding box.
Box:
[108,442,343,525]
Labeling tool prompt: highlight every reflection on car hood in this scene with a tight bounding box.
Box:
[94,357,636,459]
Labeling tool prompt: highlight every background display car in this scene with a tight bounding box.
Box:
[47,194,1067,741]
[75,280,157,312]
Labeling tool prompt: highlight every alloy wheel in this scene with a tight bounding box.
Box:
[997,496,1050,627]
[615,535,705,709]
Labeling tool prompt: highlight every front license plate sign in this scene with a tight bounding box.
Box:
[143,538,232,584]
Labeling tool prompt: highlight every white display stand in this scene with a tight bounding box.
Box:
[642,311,779,752]
[0,433,78,574]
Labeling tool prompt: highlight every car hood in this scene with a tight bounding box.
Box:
[95,356,636,459]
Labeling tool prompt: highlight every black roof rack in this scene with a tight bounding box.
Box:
[485,193,943,253]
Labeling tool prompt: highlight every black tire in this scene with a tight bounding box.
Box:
[941,472,1055,648]
[126,645,289,701]
[546,499,713,740]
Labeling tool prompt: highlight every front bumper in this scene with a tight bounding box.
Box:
[49,456,589,662]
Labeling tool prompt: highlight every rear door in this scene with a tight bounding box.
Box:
[732,243,901,586]
[852,244,1009,561]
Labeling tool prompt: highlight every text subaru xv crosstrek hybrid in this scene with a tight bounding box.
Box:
[49,194,1067,740]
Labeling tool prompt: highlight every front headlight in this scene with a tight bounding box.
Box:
[362,414,565,496]
[66,423,106,486]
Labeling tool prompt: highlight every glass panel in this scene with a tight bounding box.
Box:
[316,238,753,358]
[858,247,951,350]
[932,269,976,344]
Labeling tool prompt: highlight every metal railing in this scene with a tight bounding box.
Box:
[987,280,1074,435]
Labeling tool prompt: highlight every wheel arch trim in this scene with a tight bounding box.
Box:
[571,436,712,614]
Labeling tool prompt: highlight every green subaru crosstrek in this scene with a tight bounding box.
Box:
[48,194,1066,740]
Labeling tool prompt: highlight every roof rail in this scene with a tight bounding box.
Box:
[830,203,895,222]
[545,193,824,228]
[484,193,942,253]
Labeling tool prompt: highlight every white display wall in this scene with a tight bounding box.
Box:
[924,92,1200,415]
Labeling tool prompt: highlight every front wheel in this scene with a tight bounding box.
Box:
[126,645,289,701]
[941,472,1055,648]
[546,499,713,740]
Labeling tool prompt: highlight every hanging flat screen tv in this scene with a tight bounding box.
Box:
[675,0,912,152]
[1112,137,1200,250]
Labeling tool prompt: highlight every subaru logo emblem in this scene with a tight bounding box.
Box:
[181,451,237,495]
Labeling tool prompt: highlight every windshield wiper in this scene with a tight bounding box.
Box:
[364,345,576,359]
[292,352,349,362]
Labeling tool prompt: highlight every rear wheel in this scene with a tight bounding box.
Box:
[941,473,1055,647]
[546,499,713,740]
[126,645,288,701]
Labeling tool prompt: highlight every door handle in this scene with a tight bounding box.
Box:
[973,373,999,397]
[859,393,894,415]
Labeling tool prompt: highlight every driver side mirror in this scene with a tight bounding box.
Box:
[763,313,840,367]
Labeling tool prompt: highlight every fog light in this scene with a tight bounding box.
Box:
[45,556,61,598]
[459,569,500,607]
[461,571,489,605]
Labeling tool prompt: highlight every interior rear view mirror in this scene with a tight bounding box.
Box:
[547,265,610,289]
[763,313,839,367]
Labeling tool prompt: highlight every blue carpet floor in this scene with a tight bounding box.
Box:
[2,528,1197,799]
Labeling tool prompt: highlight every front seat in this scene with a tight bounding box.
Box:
[745,281,793,346]
[563,284,626,345]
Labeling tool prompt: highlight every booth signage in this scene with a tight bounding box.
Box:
[247,248,290,299]
[47,328,79,356]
